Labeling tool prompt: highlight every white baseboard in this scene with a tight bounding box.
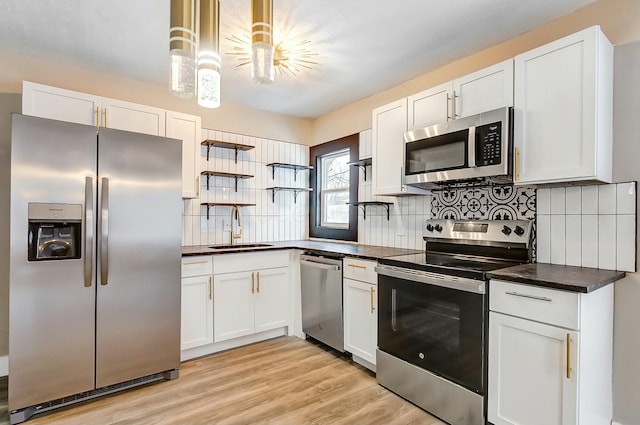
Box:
[0,355,7,377]
[612,421,624,425]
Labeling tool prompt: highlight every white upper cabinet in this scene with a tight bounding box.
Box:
[513,26,613,185]
[102,98,166,136]
[454,59,514,118]
[166,111,201,198]
[407,59,514,130]
[407,82,451,130]
[22,81,102,127]
[22,81,202,198]
[372,99,429,196]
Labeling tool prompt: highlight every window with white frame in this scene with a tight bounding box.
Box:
[320,149,350,228]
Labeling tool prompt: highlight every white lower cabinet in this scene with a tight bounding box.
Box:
[180,256,214,351]
[488,279,613,425]
[343,257,377,371]
[213,251,290,343]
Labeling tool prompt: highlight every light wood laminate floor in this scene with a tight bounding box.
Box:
[1,337,445,425]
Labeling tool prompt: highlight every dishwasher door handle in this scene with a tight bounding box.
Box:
[299,259,341,271]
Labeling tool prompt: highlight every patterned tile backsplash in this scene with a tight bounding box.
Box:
[430,186,536,220]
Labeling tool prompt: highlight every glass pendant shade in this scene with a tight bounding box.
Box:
[198,0,221,108]
[251,0,274,84]
[170,0,197,98]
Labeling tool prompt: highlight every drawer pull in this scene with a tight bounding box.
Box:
[505,291,552,302]
[184,260,209,266]
[347,264,367,270]
[566,333,572,379]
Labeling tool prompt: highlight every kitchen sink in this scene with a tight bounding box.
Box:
[209,243,274,250]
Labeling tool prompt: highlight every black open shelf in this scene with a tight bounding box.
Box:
[201,171,254,191]
[348,201,392,220]
[266,163,314,181]
[201,139,254,162]
[266,187,312,203]
[200,202,256,220]
[347,157,373,181]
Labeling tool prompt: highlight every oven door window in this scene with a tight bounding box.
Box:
[378,274,485,393]
[405,129,469,175]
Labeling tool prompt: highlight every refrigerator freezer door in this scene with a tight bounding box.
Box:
[95,128,182,387]
[9,115,97,410]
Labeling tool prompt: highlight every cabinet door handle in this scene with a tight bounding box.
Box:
[505,291,552,302]
[347,264,366,270]
[453,92,460,118]
[209,276,213,300]
[251,272,255,294]
[370,287,375,314]
[95,107,100,132]
[197,174,201,197]
[566,333,572,379]
[446,95,452,120]
[515,147,520,181]
[103,108,108,128]
[257,272,260,293]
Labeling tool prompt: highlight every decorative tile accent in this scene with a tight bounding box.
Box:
[430,186,536,220]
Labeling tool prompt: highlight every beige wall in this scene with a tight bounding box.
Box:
[309,0,640,146]
[0,49,312,145]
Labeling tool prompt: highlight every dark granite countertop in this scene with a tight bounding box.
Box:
[487,263,626,293]
[182,240,422,261]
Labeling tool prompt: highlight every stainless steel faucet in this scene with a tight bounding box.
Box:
[230,205,243,245]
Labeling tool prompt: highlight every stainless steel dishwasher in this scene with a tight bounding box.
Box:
[300,254,344,352]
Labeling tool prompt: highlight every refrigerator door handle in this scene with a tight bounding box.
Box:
[84,176,93,287]
[100,177,109,285]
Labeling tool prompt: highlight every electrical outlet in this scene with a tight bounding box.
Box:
[223,219,230,232]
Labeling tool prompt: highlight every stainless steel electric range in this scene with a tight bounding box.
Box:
[375,219,532,425]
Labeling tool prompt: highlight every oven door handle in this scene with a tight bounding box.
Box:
[375,265,485,294]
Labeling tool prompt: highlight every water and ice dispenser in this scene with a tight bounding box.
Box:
[27,203,82,261]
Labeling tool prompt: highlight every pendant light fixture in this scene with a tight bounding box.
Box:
[198,0,221,108]
[251,0,275,84]
[169,0,197,98]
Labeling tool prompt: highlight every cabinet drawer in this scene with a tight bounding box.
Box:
[490,280,580,330]
[213,250,289,274]
[181,256,213,277]
[343,258,377,283]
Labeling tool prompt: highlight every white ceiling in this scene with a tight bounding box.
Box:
[0,0,597,118]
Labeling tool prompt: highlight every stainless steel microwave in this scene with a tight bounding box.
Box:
[403,107,513,189]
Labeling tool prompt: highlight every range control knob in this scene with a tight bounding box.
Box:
[514,225,525,236]
[426,224,434,232]
[501,225,512,236]
[434,224,443,233]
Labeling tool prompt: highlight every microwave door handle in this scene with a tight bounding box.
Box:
[468,127,476,168]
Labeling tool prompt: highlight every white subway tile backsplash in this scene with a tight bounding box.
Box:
[617,182,636,215]
[616,215,636,272]
[550,215,566,264]
[598,215,617,270]
[536,188,550,215]
[582,186,598,214]
[565,215,582,267]
[598,184,616,214]
[550,188,566,215]
[537,215,551,263]
[565,187,582,215]
[582,225,599,271]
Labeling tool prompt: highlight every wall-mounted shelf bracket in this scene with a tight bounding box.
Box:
[266,187,313,204]
[201,171,254,192]
[266,163,314,181]
[201,139,254,163]
[348,201,392,220]
[347,157,372,181]
[200,202,256,220]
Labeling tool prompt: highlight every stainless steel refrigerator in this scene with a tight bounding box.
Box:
[8,114,182,424]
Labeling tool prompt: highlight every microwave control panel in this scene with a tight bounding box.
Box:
[475,122,502,166]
